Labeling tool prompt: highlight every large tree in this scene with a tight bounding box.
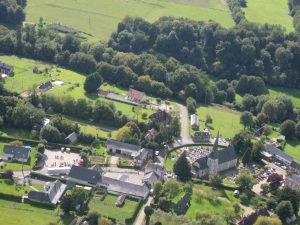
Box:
[276,201,294,223]
[280,120,296,139]
[84,72,103,93]
[173,151,192,181]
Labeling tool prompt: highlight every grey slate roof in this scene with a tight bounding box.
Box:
[28,180,66,205]
[3,145,30,160]
[145,163,165,176]
[0,62,13,72]
[176,193,190,213]
[192,156,208,170]
[193,132,210,137]
[65,132,78,143]
[218,147,237,164]
[106,140,141,151]
[287,173,300,183]
[291,161,300,172]
[39,81,52,90]
[69,165,101,185]
[265,144,293,163]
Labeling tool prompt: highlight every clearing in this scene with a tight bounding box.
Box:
[243,0,294,32]
[26,0,234,40]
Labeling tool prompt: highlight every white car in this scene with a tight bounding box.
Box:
[155,151,159,156]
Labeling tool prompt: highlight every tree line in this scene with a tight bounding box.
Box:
[0,0,26,25]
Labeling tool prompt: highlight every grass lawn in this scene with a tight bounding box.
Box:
[26,0,234,40]
[88,194,140,224]
[0,142,37,172]
[149,210,191,225]
[267,86,300,108]
[0,199,73,225]
[0,128,33,140]
[196,105,243,138]
[0,179,32,196]
[243,0,293,32]
[284,140,300,163]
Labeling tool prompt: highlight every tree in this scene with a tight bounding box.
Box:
[280,120,296,139]
[206,114,213,124]
[173,151,192,181]
[84,72,103,93]
[296,121,300,139]
[276,200,294,222]
[251,141,264,161]
[224,207,236,225]
[254,216,282,225]
[277,188,300,215]
[186,97,197,114]
[240,111,254,128]
[209,173,222,187]
[260,183,269,195]
[263,125,272,137]
[153,181,163,199]
[163,180,180,199]
[37,143,45,154]
[87,211,100,225]
[231,131,253,156]
[235,169,256,190]
[267,173,283,190]
[60,188,88,213]
[158,197,172,212]
[40,125,61,143]
[144,206,154,225]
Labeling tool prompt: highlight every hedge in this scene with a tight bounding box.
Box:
[125,199,143,225]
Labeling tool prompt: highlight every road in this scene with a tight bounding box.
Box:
[134,197,153,225]
[177,103,193,145]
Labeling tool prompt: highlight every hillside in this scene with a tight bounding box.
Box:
[26,0,234,40]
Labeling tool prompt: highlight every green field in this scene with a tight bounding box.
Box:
[88,194,140,224]
[0,199,73,225]
[26,0,234,40]
[267,87,300,108]
[243,0,293,32]
[196,105,243,138]
[0,142,37,172]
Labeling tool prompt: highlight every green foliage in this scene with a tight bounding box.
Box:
[84,72,103,93]
[254,216,282,225]
[209,173,223,187]
[240,111,254,128]
[173,151,192,181]
[235,169,256,190]
[40,125,61,143]
[186,97,197,114]
[280,120,296,139]
[276,200,294,222]
[163,180,180,199]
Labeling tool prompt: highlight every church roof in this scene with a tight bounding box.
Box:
[209,131,219,159]
[192,156,208,170]
[218,147,237,164]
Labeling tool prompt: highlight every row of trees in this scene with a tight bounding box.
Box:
[289,0,300,32]
[0,0,26,25]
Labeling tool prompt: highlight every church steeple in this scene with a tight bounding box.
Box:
[209,130,220,159]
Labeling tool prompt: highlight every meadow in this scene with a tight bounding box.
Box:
[243,0,294,32]
[195,105,243,138]
[0,199,73,225]
[88,194,140,224]
[26,0,234,40]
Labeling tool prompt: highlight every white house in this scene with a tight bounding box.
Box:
[190,114,199,130]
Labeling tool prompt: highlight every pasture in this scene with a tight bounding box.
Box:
[267,87,300,108]
[195,105,243,138]
[26,0,234,40]
[243,0,294,32]
[0,199,73,225]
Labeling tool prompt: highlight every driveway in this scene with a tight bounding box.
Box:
[134,197,153,225]
[177,103,193,145]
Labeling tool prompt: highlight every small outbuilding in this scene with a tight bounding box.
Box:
[190,114,199,130]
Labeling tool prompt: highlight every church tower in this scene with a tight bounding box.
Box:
[207,131,220,176]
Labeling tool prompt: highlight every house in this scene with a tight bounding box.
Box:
[238,208,270,225]
[100,176,150,200]
[39,81,52,92]
[28,180,67,205]
[0,61,14,76]
[192,132,237,178]
[192,131,210,143]
[145,128,157,141]
[106,140,153,167]
[264,144,293,165]
[150,109,172,124]
[190,114,199,130]
[127,88,147,104]
[175,193,190,214]
[144,163,166,181]
[285,174,300,192]
[2,145,31,163]
[290,160,300,174]
[68,165,102,185]
[65,132,78,144]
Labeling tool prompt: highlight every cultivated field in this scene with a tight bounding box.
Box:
[243,0,294,32]
[195,105,242,138]
[26,0,234,40]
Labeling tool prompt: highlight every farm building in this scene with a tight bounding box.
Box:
[190,114,199,130]
[175,193,190,214]
[264,144,293,165]
[28,180,67,205]
[127,88,147,104]
[192,131,210,143]
[68,165,102,185]
[106,140,153,167]
[0,61,14,76]
[2,145,31,163]
[65,132,78,144]
[38,81,52,92]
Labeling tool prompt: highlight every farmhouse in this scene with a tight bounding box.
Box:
[28,180,67,205]
[150,109,172,124]
[190,114,199,130]
[264,144,293,165]
[192,132,237,178]
[285,174,300,192]
[106,140,153,167]
[0,61,14,76]
[38,81,53,92]
[192,131,210,143]
[65,132,78,144]
[2,145,31,163]
[68,165,102,185]
[127,88,147,104]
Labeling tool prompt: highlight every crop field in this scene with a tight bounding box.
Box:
[243,0,294,32]
[195,105,243,138]
[26,0,234,40]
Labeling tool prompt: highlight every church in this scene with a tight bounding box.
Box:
[191,132,238,178]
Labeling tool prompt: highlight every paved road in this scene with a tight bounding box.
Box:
[177,103,193,145]
[134,197,153,225]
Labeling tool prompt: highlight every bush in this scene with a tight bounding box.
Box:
[37,143,45,154]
